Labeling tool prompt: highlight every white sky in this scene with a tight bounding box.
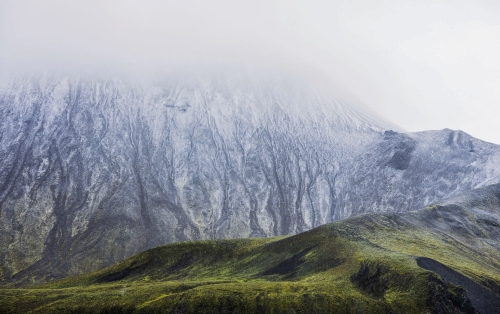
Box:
[1,0,499,143]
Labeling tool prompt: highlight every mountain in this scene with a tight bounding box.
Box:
[337,128,500,217]
[2,184,500,313]
[1,67,500,285]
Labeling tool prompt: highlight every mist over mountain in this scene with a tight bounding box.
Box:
[1,66,500,285]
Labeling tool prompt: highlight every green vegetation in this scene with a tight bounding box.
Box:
[1,203,499,313]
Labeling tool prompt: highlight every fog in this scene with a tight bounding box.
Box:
[1,0,500,143]
[0,0,289,73]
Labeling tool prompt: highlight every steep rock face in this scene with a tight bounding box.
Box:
[1,69,500,284]
[0,71,389,282]
[338,129,500,217]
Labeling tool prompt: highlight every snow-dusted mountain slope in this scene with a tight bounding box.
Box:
[337,129,500,217]
[1,68,500,284]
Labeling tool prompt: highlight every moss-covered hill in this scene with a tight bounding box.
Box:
[2,184,500,314]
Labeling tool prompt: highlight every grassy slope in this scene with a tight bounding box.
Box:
[2,187,500,313]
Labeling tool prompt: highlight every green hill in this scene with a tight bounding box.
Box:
[2,184,500,313]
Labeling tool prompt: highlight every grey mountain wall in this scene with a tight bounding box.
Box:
[1,71,500,285]
[337,129,500,217]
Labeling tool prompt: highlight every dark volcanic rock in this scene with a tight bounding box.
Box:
[418,257,500,314]
[426,274,477,314]
[386,135,416,170]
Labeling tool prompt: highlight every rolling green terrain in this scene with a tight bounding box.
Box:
[1,184,500,313]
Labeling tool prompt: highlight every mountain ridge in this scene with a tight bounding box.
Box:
[1,70,500,285]
[2,183,500,313]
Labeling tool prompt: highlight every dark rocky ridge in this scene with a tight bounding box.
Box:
[418,257,499,314]
[1,71,500,284]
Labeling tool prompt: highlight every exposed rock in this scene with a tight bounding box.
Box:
[1,71,500,284]
[418,257,499,314]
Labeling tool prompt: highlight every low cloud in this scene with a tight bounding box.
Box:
[1,0,500,143]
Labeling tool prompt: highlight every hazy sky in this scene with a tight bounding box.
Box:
[1,0,499,143]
